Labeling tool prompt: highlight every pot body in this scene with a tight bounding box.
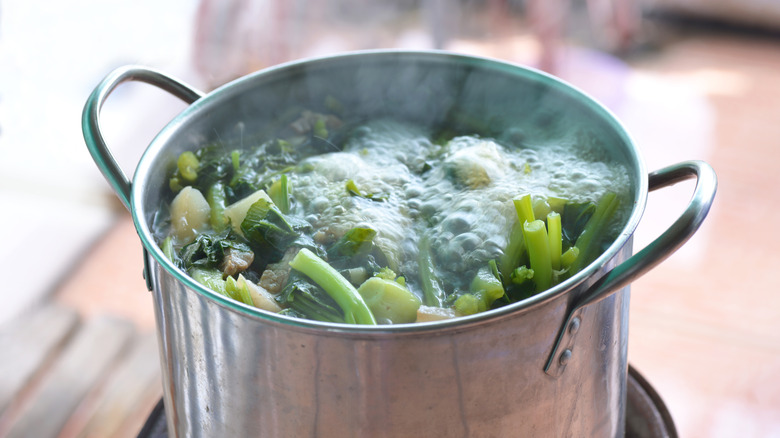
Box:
[150,256,630,437]
[129,52,650,437]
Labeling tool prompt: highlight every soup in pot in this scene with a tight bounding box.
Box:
[155,106,629,325]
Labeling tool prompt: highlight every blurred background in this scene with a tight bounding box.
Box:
[1,0,779,436]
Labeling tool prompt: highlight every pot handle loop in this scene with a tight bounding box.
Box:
[82,66,204,211]
[544,160,717,377]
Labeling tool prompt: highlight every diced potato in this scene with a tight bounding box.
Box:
[238,275,282,313]
[416,305,457,323]
[170,186,210,243]
[223,189,273,235]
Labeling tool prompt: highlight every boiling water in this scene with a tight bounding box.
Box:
[289,119,630,294]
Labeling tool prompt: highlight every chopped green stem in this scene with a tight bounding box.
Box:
[547,211,562,271]
[207,181,229,232]
[289,248,377,325]
[571,192,620,274]
[268,174,290,214]
[417,235,447,307]
[226,276,254,306]
[560,246,580,269]
[523,219,552,292]
[514,194,535,225]
[161,236,176,262]
[190,268,228,296]
[499,221,526,280]
[231,150,240,172]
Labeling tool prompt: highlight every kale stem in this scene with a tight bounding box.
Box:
[206,181,229,232]
[571,192,619,274]
[513,194,535,225]
[547,211,562,271]
[523,219,552,292]
[289,248,377,325]
[417,234,447,307]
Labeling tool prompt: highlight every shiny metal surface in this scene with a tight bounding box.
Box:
[82,51,717,437]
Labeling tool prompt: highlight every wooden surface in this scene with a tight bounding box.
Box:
[0,306,162,438]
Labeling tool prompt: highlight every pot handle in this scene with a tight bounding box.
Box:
[544,160,717,377]
[82,66,205,211]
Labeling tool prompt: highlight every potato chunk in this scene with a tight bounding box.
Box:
[170,186,210,243]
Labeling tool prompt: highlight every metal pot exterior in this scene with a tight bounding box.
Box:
[83,51,716,438]
[150,249,630,438]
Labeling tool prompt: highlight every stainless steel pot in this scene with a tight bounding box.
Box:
[83,51,716,437]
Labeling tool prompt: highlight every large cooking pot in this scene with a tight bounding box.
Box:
[83,51,716,437]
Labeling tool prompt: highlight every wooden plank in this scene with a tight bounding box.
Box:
[2,315,134,438]
[71,333,163,438]
[0,304,79,414]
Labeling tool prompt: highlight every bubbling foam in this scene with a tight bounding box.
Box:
[290,119,631,295]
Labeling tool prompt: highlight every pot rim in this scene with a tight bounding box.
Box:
[131,49,647,334]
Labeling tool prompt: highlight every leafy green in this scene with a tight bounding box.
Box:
[240,198,311,257]
[327,227,377,260]
[276,272,345,323]
[570,192,620,274]
[561,201,596,249]
[179,230,253,272]
[288,248,377,325]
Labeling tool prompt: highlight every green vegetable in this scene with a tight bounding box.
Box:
[327,227,377,260]
[276,273,345,323]
[313,118,329,139]
[225,275,254,306]
[240,198,309,255]
[267,174,291,214]
[547,211,562,270]
[514,194,535,225]
[499,220,526,280]
[288,248,377,325]
[179,230,254,272]
[190,268,228,295]
[417,235,447,307]
[206,181,229,232]
[561,201,596,248]
[345,179,388,202]
[510,265,534,285]
[454,263,504,315]
[177,151,199,182]
[499,194,535,279]
[357,276,421,324]
[189,268,253,306]
[570,192,619,274]
[560,246,579,269]
[161,236,177,264]
[523,219,552,292]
